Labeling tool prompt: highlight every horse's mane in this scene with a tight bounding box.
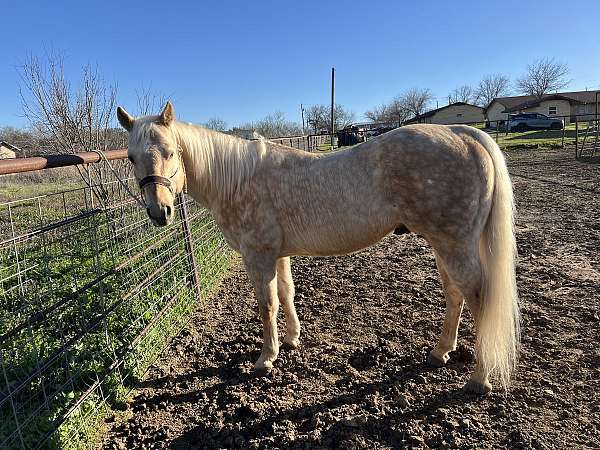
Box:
[135,119,263,203]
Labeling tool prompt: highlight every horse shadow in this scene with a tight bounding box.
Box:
[163,348,484,449]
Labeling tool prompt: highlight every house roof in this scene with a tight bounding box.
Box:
[488,90,600,113]
[0,141,23,153]
[404,102,484,124]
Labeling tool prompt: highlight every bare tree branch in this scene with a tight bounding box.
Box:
[18,52,124,203]
[203,117,228,132]
[19,53,119,155]
[516,58,570,98]
[400,88,433,120]
[305,104,355,133]
[238,111,302,138]
[365,97,410,126]
[474,74,511,107]
[448,85,475,104]
[135,85,168,116]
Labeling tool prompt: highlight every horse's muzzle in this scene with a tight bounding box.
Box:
[146,205,173,226]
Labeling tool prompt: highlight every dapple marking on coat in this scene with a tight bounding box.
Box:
[117,102,520,394]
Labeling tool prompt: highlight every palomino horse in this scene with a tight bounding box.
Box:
[117,102,519,394]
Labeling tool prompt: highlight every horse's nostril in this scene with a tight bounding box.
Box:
[165,205,172,217]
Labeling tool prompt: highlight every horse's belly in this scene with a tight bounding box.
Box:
[283,221,395,257]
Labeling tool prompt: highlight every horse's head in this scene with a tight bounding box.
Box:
[117,101,186,227]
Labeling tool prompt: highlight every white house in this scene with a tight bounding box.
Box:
[485,90,600,124]
[0,141,21,159]
[404,102,485,125]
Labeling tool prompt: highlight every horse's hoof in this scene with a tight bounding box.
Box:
[282,338,300,350]
[253,367,271,377]
[463,379,492,395]
[253,360,273,376]
[427,352,447,368]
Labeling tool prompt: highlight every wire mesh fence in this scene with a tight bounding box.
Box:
[0,155,232,449]
[268,134,331,151]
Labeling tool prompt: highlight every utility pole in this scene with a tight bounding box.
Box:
[331,67,335,151]
[300,103,305,135]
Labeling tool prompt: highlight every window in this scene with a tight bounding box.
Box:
[456,113,463,118]
[548,106,557,115]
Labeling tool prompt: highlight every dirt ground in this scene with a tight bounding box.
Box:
[103,148,600,449]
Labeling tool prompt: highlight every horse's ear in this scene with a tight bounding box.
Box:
[117,106,134,131]
[159,101,175,126]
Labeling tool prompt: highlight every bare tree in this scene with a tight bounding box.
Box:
[18,53,125,202]
[305,104,355,133]
[365,97,410,126]
[366,89,432,125]
[365,104,388,122]
[448,85,475,104]
[19,53,118,155]
[203,117,228,132]
[239,111,302,138]
[474,74,510,107]
[401,88,433,121]
[516,58,570,98]
[135,85,168,116]
[305,105,329,134]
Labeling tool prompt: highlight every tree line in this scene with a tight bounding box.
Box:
[2,54,573,156]
[366,57,570,124]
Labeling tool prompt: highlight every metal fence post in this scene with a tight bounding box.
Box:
[575,120,579,159]
[178,194,202,299]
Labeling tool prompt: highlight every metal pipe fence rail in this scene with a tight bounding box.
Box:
[0,151,232,449]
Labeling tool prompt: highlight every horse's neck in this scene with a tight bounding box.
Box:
[173,122,261,208]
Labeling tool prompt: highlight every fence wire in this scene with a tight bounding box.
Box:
[0,157,231,449]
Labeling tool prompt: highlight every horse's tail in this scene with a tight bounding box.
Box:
[472,128,520,391]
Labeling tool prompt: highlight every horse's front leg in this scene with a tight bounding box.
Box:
[277,257,300,349]
[243,252,280,371]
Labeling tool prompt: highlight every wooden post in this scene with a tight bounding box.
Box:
[592,91,600,152]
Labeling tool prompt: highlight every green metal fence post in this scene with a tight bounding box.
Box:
[178,194,202,299]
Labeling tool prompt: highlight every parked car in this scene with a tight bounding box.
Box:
[507,113,564,132]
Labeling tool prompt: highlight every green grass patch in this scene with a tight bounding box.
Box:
[1,186,233,449]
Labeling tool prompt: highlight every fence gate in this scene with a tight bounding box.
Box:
[575,117,600,159]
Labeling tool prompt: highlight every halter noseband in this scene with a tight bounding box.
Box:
[139,172,177,196]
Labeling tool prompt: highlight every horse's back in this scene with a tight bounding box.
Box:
[265,124,495,256]
[364,124,495,243]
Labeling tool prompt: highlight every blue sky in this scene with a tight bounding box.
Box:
[1,0,599,128]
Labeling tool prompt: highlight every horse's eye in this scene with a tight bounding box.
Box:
[128,155,135,164]
[167,152,174,160]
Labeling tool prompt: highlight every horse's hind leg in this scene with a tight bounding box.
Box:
[277,257,300,349]
[428,252,465,367]
[432,245,492,394]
